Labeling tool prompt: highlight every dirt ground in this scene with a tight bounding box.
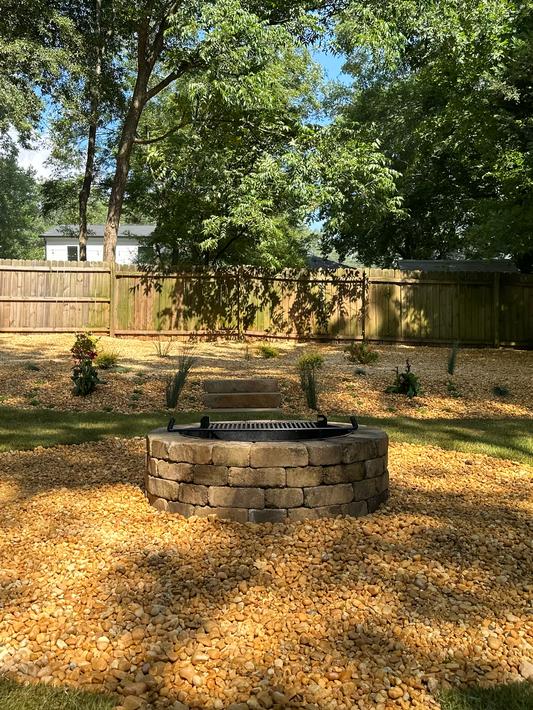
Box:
[1,440,533,710]
[0,334,531,418]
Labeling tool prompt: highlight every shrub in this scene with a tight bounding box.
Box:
[447,340,461,375]
[165,348,197,408]
[71,359,104,397]
[344,341,379,364]
[153,334,175,358]
[298,352,323,410]
[94,351,120,369]
[355,367,366,376]
[493,385,509,397]
[71,331,103,397]
[297,352,324,372]
[446,379,461,398]
[386,360,424,399]
[71,332,99,361]
[24,362,40,371]
[258,344,279,359]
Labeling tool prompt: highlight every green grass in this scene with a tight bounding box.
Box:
[0,407,531,463]
[0,677,115,710]
[440,681,533,709]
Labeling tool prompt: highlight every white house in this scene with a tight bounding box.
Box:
[40,225,156,264]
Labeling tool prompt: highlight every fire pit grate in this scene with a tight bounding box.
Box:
[167,414,357,441]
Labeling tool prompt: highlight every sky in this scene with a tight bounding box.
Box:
[15,50,350,179]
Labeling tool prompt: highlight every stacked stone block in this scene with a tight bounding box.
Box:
[145,424,389,523]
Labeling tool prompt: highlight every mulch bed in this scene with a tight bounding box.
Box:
[0,334,531,418]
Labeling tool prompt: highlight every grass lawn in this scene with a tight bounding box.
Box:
[0,405,531,463]
[440,681,533,709]
[0,677,115,710]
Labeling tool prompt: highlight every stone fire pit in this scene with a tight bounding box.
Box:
[145,422,389,523]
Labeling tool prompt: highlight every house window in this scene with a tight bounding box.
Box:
[67,246,78,261]
[137,246,153,263]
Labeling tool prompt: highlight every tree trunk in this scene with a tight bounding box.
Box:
[79,0,103,261]
[102,81,148,263]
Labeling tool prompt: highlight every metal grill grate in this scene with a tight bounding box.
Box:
[166,415,357,441]
[209,421,317,431]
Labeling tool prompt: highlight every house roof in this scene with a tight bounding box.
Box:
[40,225,156,239]
[398,259,519,273]
[307,254,357,269]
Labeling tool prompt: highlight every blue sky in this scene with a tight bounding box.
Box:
[312,49,350,84]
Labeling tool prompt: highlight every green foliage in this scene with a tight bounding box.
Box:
[297,352,324,371]
[344,341,379,365]
[94,351,120,369]
[386,360,424,399]
[0,137,45,258]
[299,368,319,410]
[258,344,279,359]
[446,379,461,398]
[447,340,461,376]
[493,385,509,398]
[165,349,197,408]
[330,0,533,270]
[298,352,323,409]
[355,367,366,376]
[24,362,40,371]
[71,358,104,397]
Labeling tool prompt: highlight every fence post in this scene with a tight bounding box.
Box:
[361,270,366,341]
[493,271,500,348]
[109,261,116,337]
[237,266,242,339]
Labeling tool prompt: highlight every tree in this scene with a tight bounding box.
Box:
[0,137,44,258]
[328,0,533,271]
[123,44,322,268]
[100,0,336,262]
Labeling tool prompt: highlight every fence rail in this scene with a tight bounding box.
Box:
[0,259,531,347]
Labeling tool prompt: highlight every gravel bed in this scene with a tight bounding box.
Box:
[0,334,532,418]
[1,439,533,710]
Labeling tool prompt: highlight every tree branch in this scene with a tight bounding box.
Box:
[134,119,187,144]
[143,60,202,103]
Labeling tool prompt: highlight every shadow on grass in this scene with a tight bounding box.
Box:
[0,406,531,464]
[0,677,115,710]
[440,681,533,709]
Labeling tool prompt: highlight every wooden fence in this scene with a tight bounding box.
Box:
[0,259,531,347]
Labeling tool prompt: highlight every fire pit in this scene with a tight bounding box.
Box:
[145,416,389,523]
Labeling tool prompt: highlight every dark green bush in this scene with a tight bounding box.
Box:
[71,359,105,397]
[94,351,120,369]
[258,344,279,358]
[386,360,424,399]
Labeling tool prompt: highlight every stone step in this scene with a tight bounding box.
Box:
[204,378,278,394]
[203,392,282,409]
[204,407,284,414]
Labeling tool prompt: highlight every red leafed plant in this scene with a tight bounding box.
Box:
[70,332,104,396]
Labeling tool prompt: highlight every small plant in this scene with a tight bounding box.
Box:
[447,339,461,376]
[298,352,324,410]
[71,332,104,397]
[446,379,461,398]
[152,333,175,358]
[29,400,40,406]
[71,331,100,361]
[133,389,143,394]
[355,367,366,376]
[45,403,55,408]
[357,400,363,405]
[35,380,45,385]
[386,360,424,399]
[258,343,279,359]
[111,365,131,373]
[165,348,197,408]
[244,343,251,361]
[71,359,105,397]
[24,362,40,371]
[0,396,7,402]
[131,395,139,401]
[344,341,379,365]
[493,385,509,397]
[103,406,113,412]
[94,351,120,369]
